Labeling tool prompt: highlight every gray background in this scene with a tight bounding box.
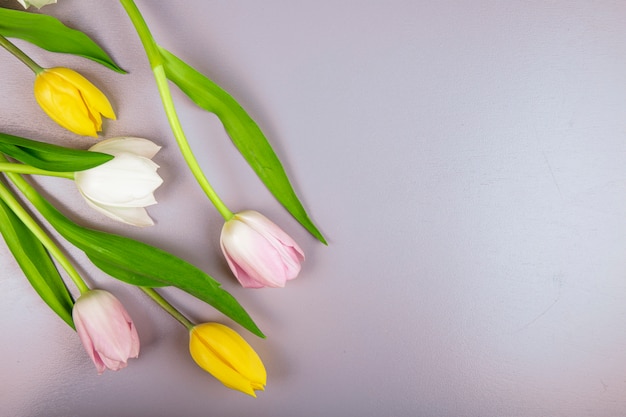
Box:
[1,1,626,416]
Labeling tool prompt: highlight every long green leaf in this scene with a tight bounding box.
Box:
[158,47,326,244]
[87,254,262,336]
[0,197,74,328]
[77,219,263,338]
[0,132,113,172]
[13,173,263,337]
[0,7,125,73]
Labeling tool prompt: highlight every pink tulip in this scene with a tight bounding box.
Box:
[220,210,304,288]
[72,289,140,374]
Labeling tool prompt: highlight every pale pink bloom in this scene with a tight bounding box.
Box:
[220,210,304,288]
[72,289,140,374]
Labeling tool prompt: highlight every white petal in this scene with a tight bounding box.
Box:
[16,0,56,8]
[75,154,163,206]
[89,137,161,159]
[82,196,155,227]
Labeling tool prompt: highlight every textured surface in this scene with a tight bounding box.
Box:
[1,1,626,416]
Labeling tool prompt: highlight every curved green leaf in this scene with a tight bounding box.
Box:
[0,7,125,73]
[0,132,113,172]
[11,172,263,337]
[0,197,74,328]
[158,46,326,244]
[76,219,263,338]
[88,254,262,337]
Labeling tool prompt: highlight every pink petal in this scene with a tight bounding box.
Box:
[221,220,288,287]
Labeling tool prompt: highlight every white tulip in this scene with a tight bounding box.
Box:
[74,137,163,227]
[16,0,57,9]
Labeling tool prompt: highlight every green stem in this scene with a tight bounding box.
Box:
[152,66,233,219]
[0,162,74,179]
[119,0,233,220]
[0,34,43,74]
[0,174,89,294]
[140,287,194,330]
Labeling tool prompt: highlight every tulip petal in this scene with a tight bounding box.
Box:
[91,137,162,159]
[72,290,140,374]
[191,336,258,396]
[81,195,155,227]
[189,323,266,396]
[221,220,289,288]
[84,98,104,131]
[73,310,107,374]
[33,68,115,136]
[220,210,305,288]
[34,72,98,137]
[220,249,267,289]
[75,154,162,206]
[121,309,141,359]
[237,210,304,264]
[52,67,116,120]
[202,324,266,386]
[73,137,163,227]
[16,0,56,9]
[74,293,133,358]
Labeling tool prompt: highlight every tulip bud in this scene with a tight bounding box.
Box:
[74,137,163,227]
[16,0,56,8]
[33,67,116,137]
[189,323,266,397]
[72,289,140,374]
[220,210,304,288]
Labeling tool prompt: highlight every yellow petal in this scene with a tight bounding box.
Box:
[204,324,267,386]
[34,72,98,137]
[189,324,267,396]
[51,67,116,120]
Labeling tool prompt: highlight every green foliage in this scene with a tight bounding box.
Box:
[0,7,125,73]
[158,47,326,244]
[15,174,264,338]
[0,132,113,172]
[0,197,74,328]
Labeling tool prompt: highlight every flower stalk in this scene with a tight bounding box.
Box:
[0,162,74,179]
[140,287,194,330]
[139,287,266,396]
[0,34,43,74]
[141,283,267,397]
[0,35,116,136]
[119,0,233,220]
[0,169,88,294]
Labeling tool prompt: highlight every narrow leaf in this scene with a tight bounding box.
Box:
[0,132,113,172]
[88,254,161,288]
[88,254,263,337]
[158,47,326,244]
[0,197,74,328]
[23,180,264,337]
[0,8,125,73]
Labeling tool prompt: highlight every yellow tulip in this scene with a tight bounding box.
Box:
[33,67,116,137]
[189,323,266,397]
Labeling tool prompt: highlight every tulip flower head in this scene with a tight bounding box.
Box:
[189,323,266,397]
[33,67,115,137]
[16,0,56,8]
[72,289,140,374]
[74,137,163,227]
[220,210,304,288]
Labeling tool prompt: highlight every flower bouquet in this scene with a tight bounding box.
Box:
[0,0,325,397]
